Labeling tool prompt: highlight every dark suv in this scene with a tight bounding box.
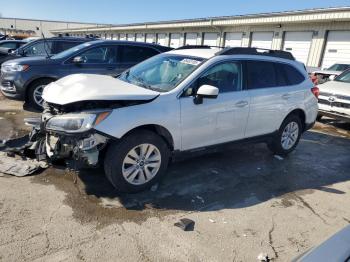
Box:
[0,36,95,66]
[0,40,172,109]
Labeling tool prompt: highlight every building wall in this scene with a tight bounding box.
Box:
[0,17,104,37]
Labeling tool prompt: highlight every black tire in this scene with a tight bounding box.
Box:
[104,130,170,193]
[316,114,322,121]
[267,114,302,156]
[27,79,53,110]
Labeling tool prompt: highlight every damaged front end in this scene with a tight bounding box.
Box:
[24,102,113,169]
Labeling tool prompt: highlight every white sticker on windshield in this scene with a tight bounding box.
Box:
[180,58,201,66]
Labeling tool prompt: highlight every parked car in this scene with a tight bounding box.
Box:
[28,47,318,193]
[318,68,350,122]
[0,40,27,50]
[312,63,350,84]
[293,225,350,262]
[0,40,171,109]
[0,36,96,66]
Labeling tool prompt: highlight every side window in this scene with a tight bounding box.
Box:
[78,46,117,64]
[55,41,81,54]
[24,41,53,56]
[246,61,277,89]
[282,64,305,85]
[186,62,241,96]
[0,42,18,49]
[119,46,159,63]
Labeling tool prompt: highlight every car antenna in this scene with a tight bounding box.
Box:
[41,32,51,59]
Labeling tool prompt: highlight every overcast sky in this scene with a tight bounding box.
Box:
[1,0,349,24]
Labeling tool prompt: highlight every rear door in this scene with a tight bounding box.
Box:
[244,60,306,138]
[116,45,161,73]
[67,45,118,75]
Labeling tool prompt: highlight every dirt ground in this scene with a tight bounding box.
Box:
[0,97,350,262]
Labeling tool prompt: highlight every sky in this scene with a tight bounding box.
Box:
[0,0,349,24]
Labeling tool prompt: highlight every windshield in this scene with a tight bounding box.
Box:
[119,54,204,92]
[335,70,350,83]
[51,42,93,59]
[327,63,350,71]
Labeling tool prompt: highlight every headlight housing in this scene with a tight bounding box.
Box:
[45,111,110,133]
[1,63,29,73]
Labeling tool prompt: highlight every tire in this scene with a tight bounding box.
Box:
[316,114,322,121]
[27,79,53,110]
[104,130,170,193]
[267,114,302,156]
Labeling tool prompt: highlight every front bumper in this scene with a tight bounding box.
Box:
[318,109,350,122]
[0,72,27,100]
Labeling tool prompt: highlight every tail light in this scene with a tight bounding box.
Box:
[311,86,319,98]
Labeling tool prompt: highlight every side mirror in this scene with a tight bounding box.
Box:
[73,56,85,64]
[193,85,219,104]
[328,75,336,81]
[7,48,15,54]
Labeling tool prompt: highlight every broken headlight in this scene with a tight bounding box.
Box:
[45,111,110,133]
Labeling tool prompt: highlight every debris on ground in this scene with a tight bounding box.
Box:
[150,183,159,192]
[0,152,48,177]
[209,219,215,223]
[274,155,284,161]
[174,218,195,231]
[257,252,271,261]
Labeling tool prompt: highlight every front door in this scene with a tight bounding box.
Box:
[180,61,250,150]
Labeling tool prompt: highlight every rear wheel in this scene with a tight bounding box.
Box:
[104,130,170,193]
[268,115,302,156]
[27,79,53,110]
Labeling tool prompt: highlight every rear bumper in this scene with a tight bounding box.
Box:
[318,110,350,122]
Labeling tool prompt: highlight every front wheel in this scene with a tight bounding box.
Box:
[268,115,302,156]
[104,130,170,193]
[27,79,53,110]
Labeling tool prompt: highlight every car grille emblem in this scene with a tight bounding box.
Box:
[328,96,336,102]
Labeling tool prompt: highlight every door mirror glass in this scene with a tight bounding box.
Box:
[194,85,218,104]
[73,56,85,64]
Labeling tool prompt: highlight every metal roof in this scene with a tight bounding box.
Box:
[51,6,350,33]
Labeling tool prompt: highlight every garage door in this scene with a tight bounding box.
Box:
[251,32,273,49]
[146,34,155,43]
[170,33,181,48]
[224,32,242,47]
[322,31,350,69]
[127,34,135,41]
[119,34,126,41]
[185,33,198,45]
[283,32,313,64]
[157,33,167,46]
[136,33,144,42]
[203,33,219,46]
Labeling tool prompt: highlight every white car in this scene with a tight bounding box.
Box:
[36,47,318,192]
[312,63,350,84]
[318,69,350,122]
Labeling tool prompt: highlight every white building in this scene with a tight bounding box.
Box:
[0,17,106,37]
[51,7,350,68]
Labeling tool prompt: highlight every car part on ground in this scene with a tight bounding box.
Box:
[318,69,350,122]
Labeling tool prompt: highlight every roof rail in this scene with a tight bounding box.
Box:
[175,45,223,50]
[216,47,295,60]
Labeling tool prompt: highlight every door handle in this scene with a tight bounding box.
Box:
[235,101,249,107]
[282,93,292,99]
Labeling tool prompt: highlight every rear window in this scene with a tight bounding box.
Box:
[246,61,305,89]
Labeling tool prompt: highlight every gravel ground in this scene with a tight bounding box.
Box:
[0,97,350,262]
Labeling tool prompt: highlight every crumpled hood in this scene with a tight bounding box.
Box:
[312,70,342,76]
[42,74,160,105]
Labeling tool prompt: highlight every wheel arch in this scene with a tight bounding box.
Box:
[284,108,306,131]
[24,77,57,102]
[121,124,175,151]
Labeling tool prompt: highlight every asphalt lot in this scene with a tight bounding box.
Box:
[0,96,350,262]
